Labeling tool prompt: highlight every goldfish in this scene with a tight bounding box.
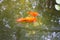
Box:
[16,17,36,23]
[27,11,39,17]
[16,11,38,23]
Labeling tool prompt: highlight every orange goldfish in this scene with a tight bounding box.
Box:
[27,11,39,17]
[16,17,36,23]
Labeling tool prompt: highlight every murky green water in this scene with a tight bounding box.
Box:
[0,0,60,40]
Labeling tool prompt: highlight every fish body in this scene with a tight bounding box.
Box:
[25,17,36,22]
[16,17,36,23]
